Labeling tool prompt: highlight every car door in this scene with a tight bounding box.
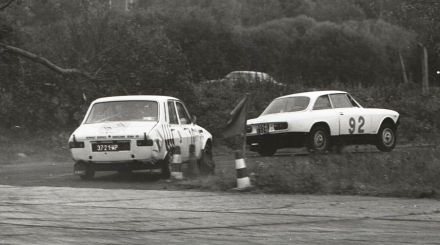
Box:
[329,93,371,135]
[165,100,186,157]
[175,101,198,159]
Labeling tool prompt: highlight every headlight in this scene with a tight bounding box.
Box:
[273,122,288,130]
[246,125,252,133]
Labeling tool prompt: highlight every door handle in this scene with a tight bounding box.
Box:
[339,112,344,115]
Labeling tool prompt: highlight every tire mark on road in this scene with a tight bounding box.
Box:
[0,216,367,234]
[0,201,349,218]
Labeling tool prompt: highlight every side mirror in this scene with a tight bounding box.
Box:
[191,115,197,124]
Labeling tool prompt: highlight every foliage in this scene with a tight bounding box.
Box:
[194,80,440,144]
[0,0,438,142]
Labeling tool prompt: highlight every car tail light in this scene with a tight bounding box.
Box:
[136,139,153,146]
[69,135,84,148]
[137,132,153,146]
[273,122,288,130]
[69,141,84,148]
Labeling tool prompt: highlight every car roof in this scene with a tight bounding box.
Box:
[92,95,179,104]
[278,90,346,99]
[226,71,272,78]
[227,71,268,75]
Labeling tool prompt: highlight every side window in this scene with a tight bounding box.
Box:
[176,102,191,124]
[313,95,332,110]
[347,94,360,107]
[167,101,179,124]
[329,94,353,109]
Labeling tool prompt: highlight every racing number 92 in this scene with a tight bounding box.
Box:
[349,116,365,134]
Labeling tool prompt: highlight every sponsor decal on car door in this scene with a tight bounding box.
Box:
[166,101,185,155]
[175,101,197,160]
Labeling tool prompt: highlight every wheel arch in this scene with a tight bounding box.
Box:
[202,137,212,150]
[376,117,398,132]
[309,121,331,135]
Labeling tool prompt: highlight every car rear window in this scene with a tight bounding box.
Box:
[261,96,310,115]
[85,101,158,124]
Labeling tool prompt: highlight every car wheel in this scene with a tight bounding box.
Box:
[376,122,396,152]
[257,144,277,156]
[198,142,215,175]
[74,161,95,180]
[307,125,330,153]
[159,154,171,179]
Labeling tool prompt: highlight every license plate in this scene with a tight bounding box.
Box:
[92,142,130,152]
[257,124,269,135]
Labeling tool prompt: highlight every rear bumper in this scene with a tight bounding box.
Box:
[74,160,161,172]
[246,132,307,149]
[70,141,159,162]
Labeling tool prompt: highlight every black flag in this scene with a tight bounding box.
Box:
[223,95,248,138]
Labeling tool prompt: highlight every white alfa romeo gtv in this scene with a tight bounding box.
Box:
[246,91,399,156]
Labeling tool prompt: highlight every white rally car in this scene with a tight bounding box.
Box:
[246,91,399,156]
[68,95,214,179]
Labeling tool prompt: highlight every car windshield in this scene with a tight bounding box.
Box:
[85,101,158,124]
[261,96,310,115]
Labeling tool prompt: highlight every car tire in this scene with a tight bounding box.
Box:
[75,161,95,180]
[198,142,215,175]
[307,125,330,153]
[257,144,277,156]
[376,122,397,152]
[159,155,171,179]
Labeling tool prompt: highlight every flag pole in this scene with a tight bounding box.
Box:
[242,130,246,160]
[242,94,248,159]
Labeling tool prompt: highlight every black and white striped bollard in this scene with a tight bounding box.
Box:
[234,150,251,190]
[171,146,183,180]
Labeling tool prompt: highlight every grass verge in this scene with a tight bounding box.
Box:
[179,146,440,198]
[0,130,71,165]
[2,130,439,199]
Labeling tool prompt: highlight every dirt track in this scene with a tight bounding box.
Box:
[1,146,440,244]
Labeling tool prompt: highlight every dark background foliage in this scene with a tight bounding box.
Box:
[0,0,439,143]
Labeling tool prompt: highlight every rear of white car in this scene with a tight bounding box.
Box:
[69,122,158,162]
[69,95,214,179]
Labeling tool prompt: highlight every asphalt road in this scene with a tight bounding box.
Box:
[2,185,440,244]
[1,145,440,244]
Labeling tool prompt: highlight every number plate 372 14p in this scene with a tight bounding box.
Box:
[92,142,130,152]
